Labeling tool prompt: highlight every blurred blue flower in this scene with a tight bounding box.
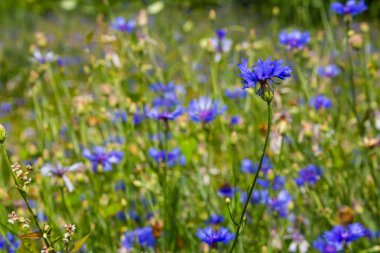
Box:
[41,162,83,192]
[30,49,57,64]
[230,115,241,126]
[309,94,332,110]
[273,176,286,191]
[324,223,367,245]
[279,30,310,50]
[240,158,254,174]
[0,233,20,253]
[187,97,226,123]
[83,146,123,172]
[268,190,292,218]
[206,214,225,225]
[210,29,232,54]
[110,17,136,33]
[121,227,156,249]
[318,64,340,78]
[146,105,183,121]
[112,110,128,123]
[218,184,235,198]
[254,156,273,175]
[313,237,342,253]
[295,165,322,187]
[331,0,367,16]
[148,147,186,167]
[196,226,234,247]
[225,87,247,100]
[237,57,292,93]
[133,108,146,125]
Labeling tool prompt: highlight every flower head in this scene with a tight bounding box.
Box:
[148,148,185,167]
[206,214,225,225]
[309,94,332,110]
[268,190,292,218]
[295,164,322,187]
[196,226,234,248]
[41,162,83,192]
[82,146,123,172]
[318,64,340,78]
[187,97,226,123]
[31,50,57,64]
[313,237,343,253]
[110,17,136,33]
[331,0,367,16]
[237,57,291,101]
[121,226,156,249]
[279,30,311,50]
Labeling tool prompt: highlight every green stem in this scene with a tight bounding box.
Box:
[229,101,272,253]
[0,144,51,248]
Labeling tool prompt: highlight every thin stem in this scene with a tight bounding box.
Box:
[229,101,272,253]
[0,144,51,248]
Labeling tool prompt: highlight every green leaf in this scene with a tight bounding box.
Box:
[70,232,91,253]
[85,31,94,44]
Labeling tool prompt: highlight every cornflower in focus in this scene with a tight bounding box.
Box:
[196,226,234,248]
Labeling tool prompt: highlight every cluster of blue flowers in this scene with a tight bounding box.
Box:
[313,223,367,252]
[0,233,20,253]
[82,146,123,172]
[148,147,186,167]
[295,164,323,187]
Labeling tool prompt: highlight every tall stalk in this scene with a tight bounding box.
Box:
[229,101,272,253]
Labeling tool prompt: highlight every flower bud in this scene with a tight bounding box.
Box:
[260,88,274,102]
[0,123,6,143]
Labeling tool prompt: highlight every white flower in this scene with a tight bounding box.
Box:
[41,162,83,192]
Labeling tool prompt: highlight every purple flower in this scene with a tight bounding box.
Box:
[110,17,136,33]
[148,148,185,167]
[295,164,322,186]
[218,184,235,198]
[318,64,340,78]
[331,0,367,16]
[82,146,123,172]
[309,94,332,110]
[313,237,343,253]
[279,30,311,50]
[196,226,234,247]
[237,57,292,97]
[225,87,247,100]
[187,97,226,123]
[206,214,225,225]
[41,162,83,192]
[268,190,292,218]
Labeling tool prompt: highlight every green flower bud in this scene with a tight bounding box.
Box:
[260,88,274,102]
[0,123,6,143]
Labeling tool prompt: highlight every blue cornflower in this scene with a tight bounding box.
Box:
[257,178,270,188]
[318,64,340,78]
[111,110,128,123]
[148,148,186,167]
[82,146,123,172]
[237,57,291,100]
[313,237,343,253]
[295,165,322,187]
[331,0,367,16]
[0,233,20,253]
[146,105,183,121]
[0,102,12,114]
[230,115,241,126]
[240,189,269,205]
[224,87,247,100]
[110,17,136,33]
[273,176,286,191]
[41,162,83,192]
[279,30,311,50]
[324,223,367,245]
[196,226,234,248]
[121,227,156,249]
[216,29,227,40]
[133,108,146,125]
[187,97,226,123]
[309,94,332,110]
[218,184,235,199]
[241,158,254,174]
[210,29,232,54]
[268,190,292,218]
[149,81,184,95]
[206,214,225,225]
[254,156,273,175]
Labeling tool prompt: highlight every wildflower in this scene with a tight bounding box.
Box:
[324,223,367,245]
[331,0,367,16]
[148,148,186,167]
[111,110,128,123]
[209,29,232,53]
[206,214,225,225]
[318,64,340,78]
[121,226,156,249]
[295,164,322,186]
[279,30,310,50]
[110,17,136,33]
[288,230,310,253]
[218,184,235,199]
[30,49,57,64]
[11,162,33,191]
[224,87,247,100]
[40,162,83,192]
[146,105,183,121]
[63,224,76,242]
[187,97,226,123]
[82,146,123,172]
[133,108,146,125]
[196,226,234,248]
[237,57,291,101]
[273,176,285,191]
[253,156,273,175]
[7,211,19,224]
[268,190,292,218]
[240,159,254,174]
[230,115,241,126]
[309,94,332,110]
[313,237,343,253]
[0,233,20,253]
